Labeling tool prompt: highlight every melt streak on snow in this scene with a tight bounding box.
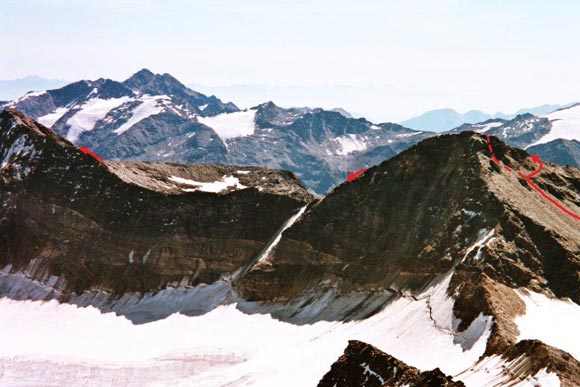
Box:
[197,109,257,140]
[514,289,580,360]
[0,270,492,386]
[456,355,561,386]
[66,97,130,142]
[527,104,580,147]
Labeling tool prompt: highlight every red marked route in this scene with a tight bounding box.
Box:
[347,168,367,182]
[79,146,104,163]
[485,135,580,221]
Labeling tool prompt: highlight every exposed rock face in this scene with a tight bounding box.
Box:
[0,108,313,295]
[238,131,580,304]
[318,340,464,387]
[528,138,580,168]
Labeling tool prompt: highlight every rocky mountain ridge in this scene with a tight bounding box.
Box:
[1,109,580,386]
[0,108,312,295]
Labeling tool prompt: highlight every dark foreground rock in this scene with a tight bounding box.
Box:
[318,340,464,387]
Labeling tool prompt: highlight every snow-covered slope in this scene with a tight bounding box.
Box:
[515,290,580,360]
[527,104,580,147]
[0,272,492,386]
[113,95,172,135]
[5,69,239,145]
[65,96,132,141]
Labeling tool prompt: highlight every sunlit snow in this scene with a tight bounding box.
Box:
[0,272,492,386]
[527,104,580,147]
[66,97,131,142]
[37,107,69,127]
[334,134,368,155]
[514,289,580,360]
[169,175,247,193]
[472,121,503,133]
[197,109,257,140]
[113,95,171,135]
[456,355,561,386]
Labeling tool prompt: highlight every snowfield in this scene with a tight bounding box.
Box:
[515,289,580,360]
[66,97,131,142]
[0,272,494,386]
[197,109,257,140]
[37,107,69,128]
[527,104,580,147]
[113,95,171,135]
[472,121,504,133]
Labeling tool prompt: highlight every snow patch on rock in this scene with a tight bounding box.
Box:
[169,175,247,193]
[197,109,257,140]
[334,134,367,155]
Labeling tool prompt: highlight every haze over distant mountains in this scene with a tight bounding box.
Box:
[401,104,575,132]
[0,75,67,100]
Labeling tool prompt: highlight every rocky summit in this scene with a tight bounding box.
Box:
[239,131,580,302]
[1,109,579,386]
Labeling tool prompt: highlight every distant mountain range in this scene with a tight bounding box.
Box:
[3,69,580,192]
[2,69,430,194]
[0,75,67,101]
[401,104,575,132]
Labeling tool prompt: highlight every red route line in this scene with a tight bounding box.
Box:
[346,168,367,182]
[485,135,580,221]
[79,146,104,163]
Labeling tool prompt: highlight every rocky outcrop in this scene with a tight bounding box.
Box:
[0,108,313,295]
[238,131,580,304]
[318,340,464,387]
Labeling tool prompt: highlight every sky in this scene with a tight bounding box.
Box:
[1,0,579,121]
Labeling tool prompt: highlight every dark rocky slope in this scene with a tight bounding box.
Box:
[318,340,464,387]
[0,108,313,295]
[239,131,580,303]
[528,138,580,168]
[236,130,580,384]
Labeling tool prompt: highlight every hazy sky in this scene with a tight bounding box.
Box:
[2,0,579,121]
